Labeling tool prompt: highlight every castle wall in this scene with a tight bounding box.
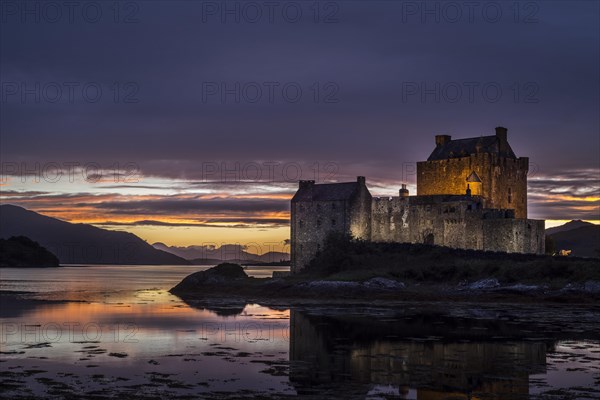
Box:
[291,199,347,273]
[371,197,411,243]
[371,196,544,254]
[291,183,372,273]
[482,218,545,254]
[417,154,528,219]
[349,182,373,241]
[372,196,487,249]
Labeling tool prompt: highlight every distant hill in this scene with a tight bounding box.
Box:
[546,220,595,235]
[153,242,290,264]
[0,236,60,267]
[548,224,600,258]
[0,205,190,265]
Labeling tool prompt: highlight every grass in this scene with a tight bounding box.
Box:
[299,234,600,286]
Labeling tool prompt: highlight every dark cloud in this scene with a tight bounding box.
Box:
[1,1,598,223]
[0,190,48,197]
[90,197,289,215]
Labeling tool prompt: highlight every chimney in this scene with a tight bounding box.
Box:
[495,126,507,143]
[399,183,409,198]
[299,180,315,189]
[357,176,366,186]
[495,126,508,153]
[435,135,451,147]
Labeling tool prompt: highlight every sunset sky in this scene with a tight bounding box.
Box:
[1,1,598,251]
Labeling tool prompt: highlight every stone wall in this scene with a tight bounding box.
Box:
[371,196,544,254]
[291,199,346,273]
[482,218,545,254]
[417,154,529,218]
[348,178,373,241]
[290,181,372,273]
[371,197,411,243]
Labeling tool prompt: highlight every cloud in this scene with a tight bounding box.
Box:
[1,0,599,231]
[91,197,289,215]
[528,169,600,220]
[95,217,289,228]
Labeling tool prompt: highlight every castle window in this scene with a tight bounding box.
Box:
[317,219,322,227]
[299,220,304,228]
[331,219,336,226]
[331,203,336,210]
[508,188,512,204]
[317,204,322,211]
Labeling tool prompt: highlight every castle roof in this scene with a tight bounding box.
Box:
[427,135,516,161]
[292,182,360,202]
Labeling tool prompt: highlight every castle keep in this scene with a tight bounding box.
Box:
[291,127,545,273]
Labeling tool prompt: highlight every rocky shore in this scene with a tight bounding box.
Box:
[170,263,600,305]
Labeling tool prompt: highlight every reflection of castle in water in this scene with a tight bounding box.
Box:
[289,310,550,399]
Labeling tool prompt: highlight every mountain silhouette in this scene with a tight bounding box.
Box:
[545,220,594,235]
[547,223,600,258]
[0,205,189,265]
[152,242,289,263]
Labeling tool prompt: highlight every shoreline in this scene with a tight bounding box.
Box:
[170,275,600,306]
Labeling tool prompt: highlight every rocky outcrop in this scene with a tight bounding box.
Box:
[0,236,59,267]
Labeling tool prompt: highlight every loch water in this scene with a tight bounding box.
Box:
[1,266,599,399]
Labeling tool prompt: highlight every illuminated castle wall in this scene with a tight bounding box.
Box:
[417,127,528,219]
[291,127,545,273]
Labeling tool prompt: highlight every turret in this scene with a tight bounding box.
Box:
[435,135,451,147]
[400,184,409,197]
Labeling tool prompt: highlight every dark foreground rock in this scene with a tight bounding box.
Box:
[170,263,252,292]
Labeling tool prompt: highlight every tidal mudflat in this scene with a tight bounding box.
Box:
[1,266,599,399]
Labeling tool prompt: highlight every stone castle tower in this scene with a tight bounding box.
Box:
[291,177,372,271]
[417,127,529,218]
[291,127,545,273]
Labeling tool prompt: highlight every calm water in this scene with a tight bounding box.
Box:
[1,266,599,399]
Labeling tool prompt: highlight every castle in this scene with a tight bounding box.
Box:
[291,127,545,273]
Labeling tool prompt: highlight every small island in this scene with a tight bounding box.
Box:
[0,236,60,268]
[170,235,600,305]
